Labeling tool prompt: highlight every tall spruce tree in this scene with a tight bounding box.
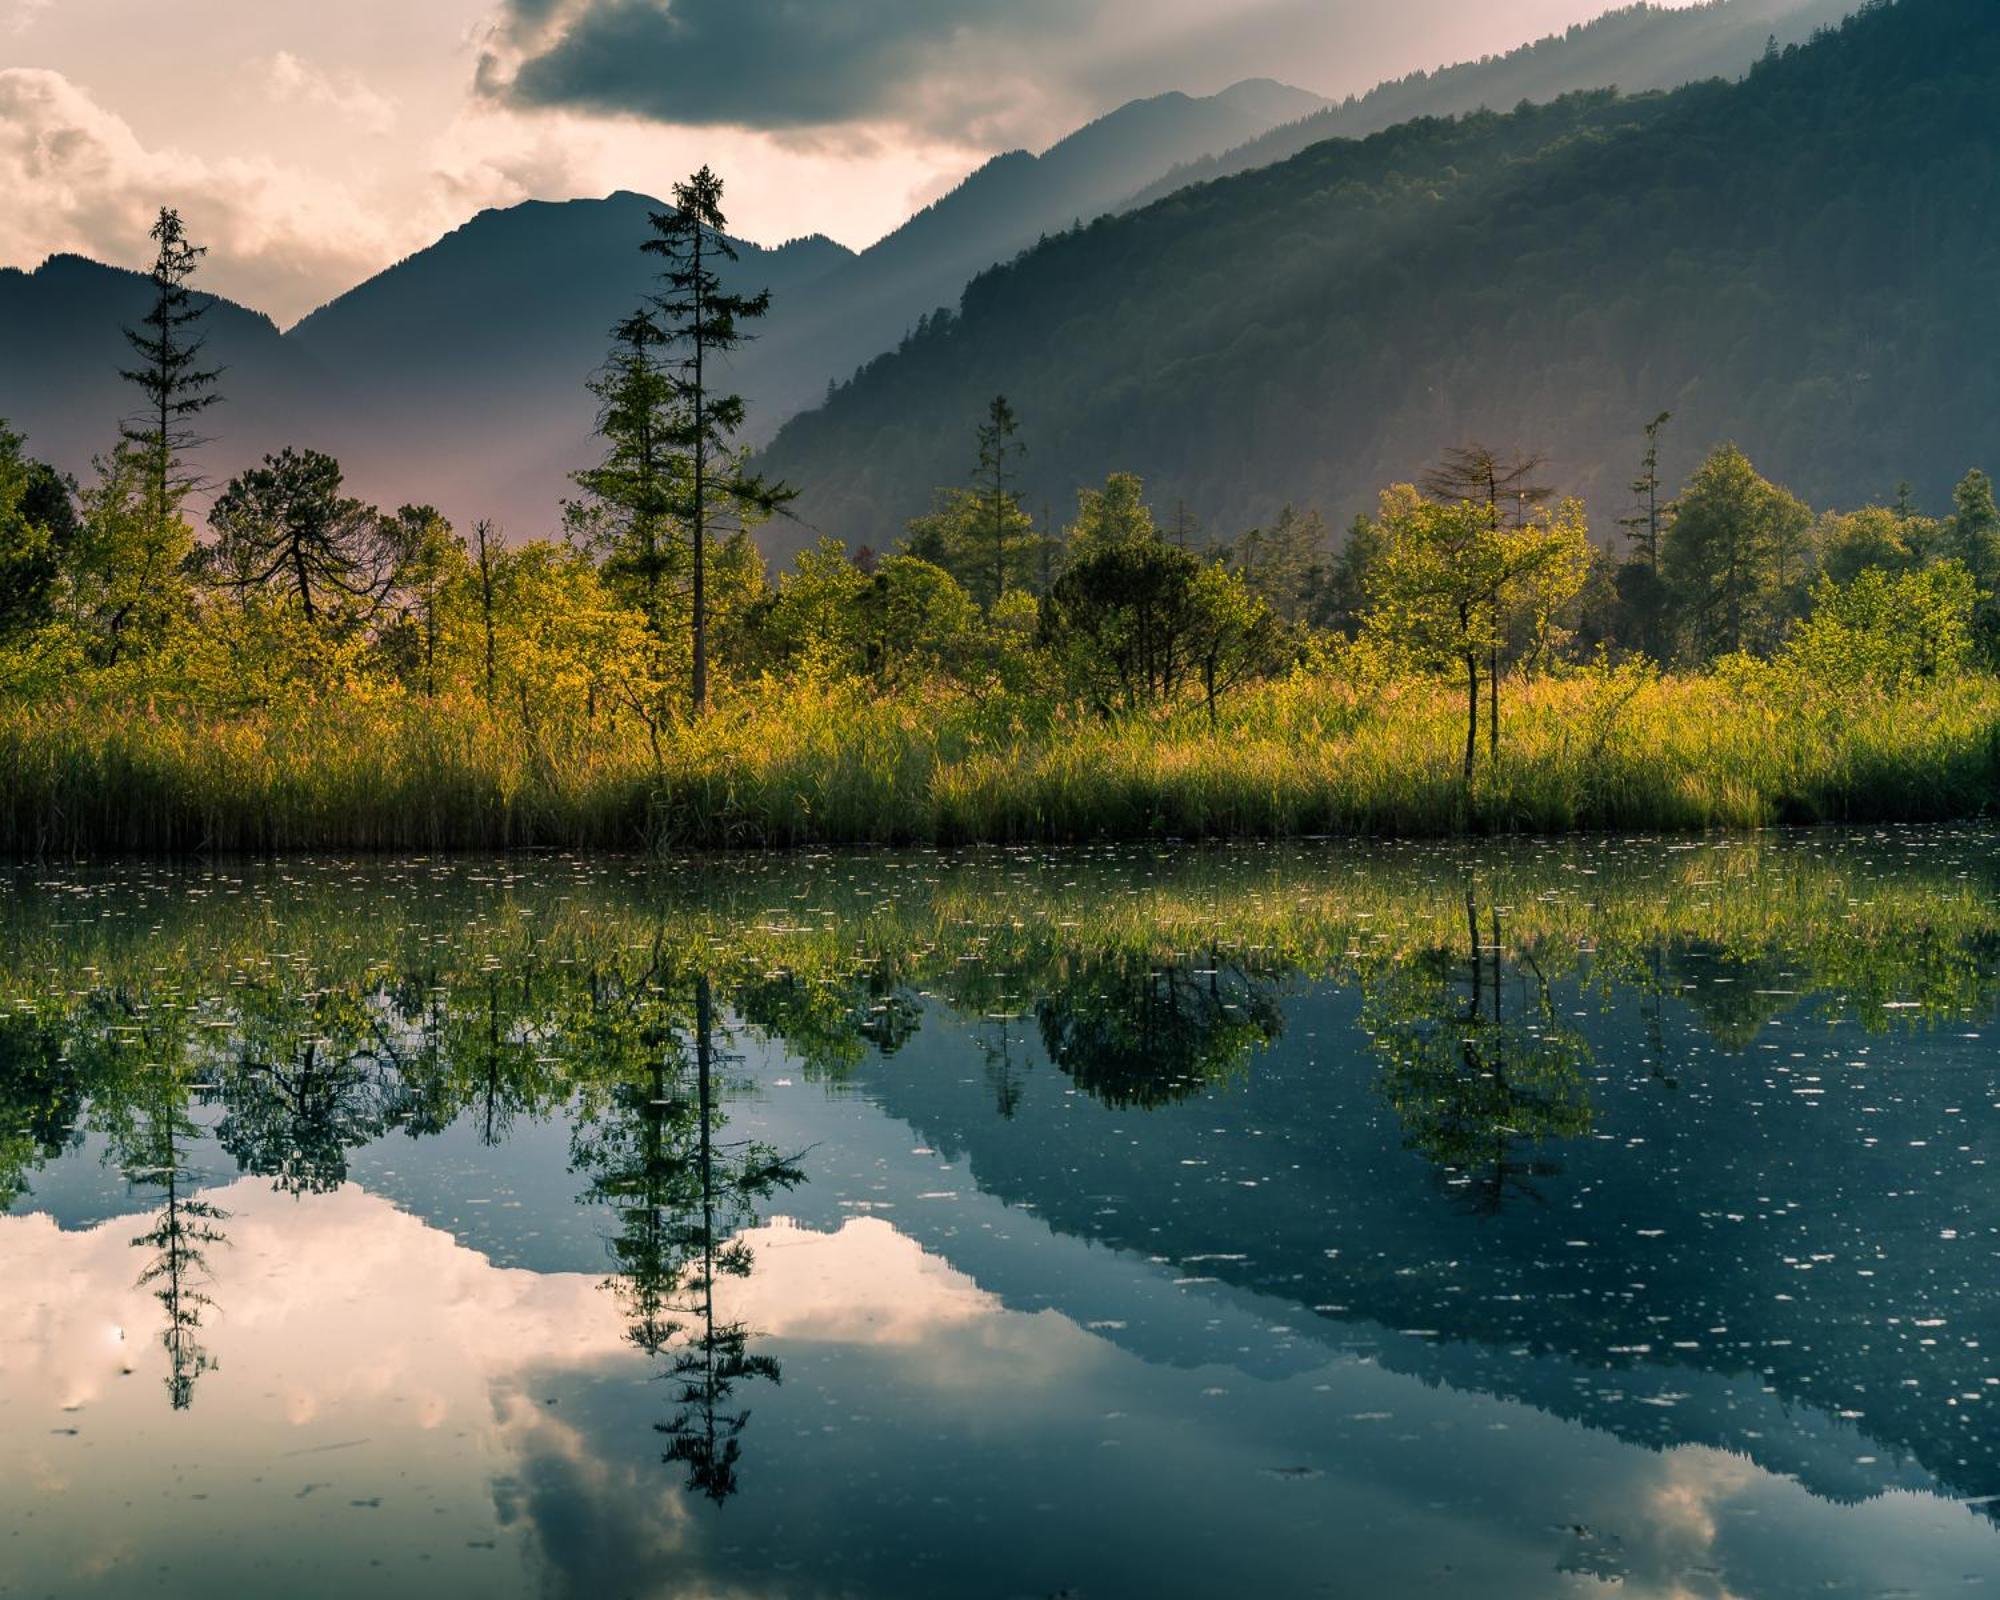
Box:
[112,208,220,662]
[571,309,682,642]
[976,396,1028,605]
[643,168,793,713]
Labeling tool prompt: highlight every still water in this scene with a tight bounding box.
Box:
[3,832,1998,1599]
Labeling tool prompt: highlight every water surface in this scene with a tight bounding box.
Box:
[4,833,1998,1598]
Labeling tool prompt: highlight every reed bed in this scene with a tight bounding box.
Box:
[1,671,1995,855]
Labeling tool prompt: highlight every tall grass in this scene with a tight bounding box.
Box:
[2,671,1995,855]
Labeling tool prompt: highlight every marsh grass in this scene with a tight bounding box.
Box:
[2,671,1995,855]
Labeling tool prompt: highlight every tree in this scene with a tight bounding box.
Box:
[1663,445,1813,661]
[1946,468,1999,591]
[1188,563,1283,726]
[1042,538,1205,713]
[1815,503,1937,585]
[1422,443,1553,529]
[642,167,795,713]
[570,309,684,644]
[1313,514,1384,638]
[377,505,467,696]
[1364,487,1592,781]
[0,424,74,645]
[1233,504,1330,622]
[903,400,1040,612]
[1783,563,1979,689]
[210,448,392,625]
[1064,472,1156,558]
[1611,412,1675,660]
[975,396,1031,607]
[115,209,218,663]
[1618,413,1673,572]
[1422,444,1560,757]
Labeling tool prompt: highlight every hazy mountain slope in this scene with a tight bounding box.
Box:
[286,192,852,533]
[758,0,1999,552]
[1122,0,1857,212]
[0,254,332,498]
[0,78,1320,537]
[731,79,1328,429]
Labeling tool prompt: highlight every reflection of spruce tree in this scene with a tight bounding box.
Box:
[571,968,802,1500]
[1366,895,1594,1214]
[1035,953,1283,1109]
[123,1068,227,1411]
[655,978,803,1502]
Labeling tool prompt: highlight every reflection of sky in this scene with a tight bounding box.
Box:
[7,1174,2000,1600]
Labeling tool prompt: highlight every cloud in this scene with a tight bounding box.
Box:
[0,67,429,321]
[478,0,1068,147]
[4,0,51,34]
[473,0,1610,149]
[265,50,399,135]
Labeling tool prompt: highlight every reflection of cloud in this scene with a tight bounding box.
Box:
[7,1184,1999,1599]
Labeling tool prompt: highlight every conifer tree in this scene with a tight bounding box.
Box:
[109,209,219,662]
[643,168,794,713]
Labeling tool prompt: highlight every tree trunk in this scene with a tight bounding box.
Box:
[1489,645,1500,765]
[1463,648,1479,784]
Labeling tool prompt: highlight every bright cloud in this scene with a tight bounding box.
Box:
[0,67,410,322]
[265,50,400,136]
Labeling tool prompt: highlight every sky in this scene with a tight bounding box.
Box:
[1,0,1692,326]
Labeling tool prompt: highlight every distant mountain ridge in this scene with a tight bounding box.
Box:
[0,0,1854,546]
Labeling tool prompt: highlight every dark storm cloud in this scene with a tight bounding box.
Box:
[481,0,1065,134]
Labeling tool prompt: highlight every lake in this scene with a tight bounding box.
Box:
[3,831,1998,1599]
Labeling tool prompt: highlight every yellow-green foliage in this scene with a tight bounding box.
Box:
[2,661,1995,854]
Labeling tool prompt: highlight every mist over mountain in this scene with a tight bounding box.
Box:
[760,0,1989,555]
[1120,0,1855,211]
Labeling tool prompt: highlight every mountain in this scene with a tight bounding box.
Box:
[726,78,1328,430]
[0,254,336,495]
[1120,0,1857,212]
[758,0,1994,552]
[1,80,1320,536]
[286,194,853,531]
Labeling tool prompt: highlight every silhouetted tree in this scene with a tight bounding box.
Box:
[211,448,391,625]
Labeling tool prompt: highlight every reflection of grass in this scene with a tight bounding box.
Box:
[2,834,1994,1207]
[6,833,1995,1037]
[3,672,1997,852]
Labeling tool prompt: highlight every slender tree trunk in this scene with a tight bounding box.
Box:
[1489,644,1500,765]
[1462,636,1479,785]
[691,227,709,715]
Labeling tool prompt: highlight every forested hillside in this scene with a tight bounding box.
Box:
[762,0,1996,550]
[1120,0,1853,210]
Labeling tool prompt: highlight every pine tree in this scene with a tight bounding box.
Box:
[643,168,794,713]
[112,209,219,662]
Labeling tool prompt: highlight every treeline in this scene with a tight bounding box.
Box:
[2,144,1998,851]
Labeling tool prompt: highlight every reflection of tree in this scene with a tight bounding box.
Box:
[1366,895,1594,1214]
[215,985,388,1194]
[656,977,804,1503]
[1035,955,1283,1109]
[0,1013,88,1208]
[121,1066,228,1410]
[571,970,803,1503]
